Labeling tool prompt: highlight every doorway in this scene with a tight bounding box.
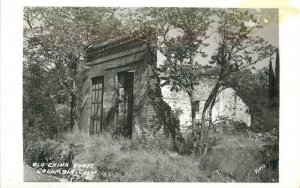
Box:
[117,71,134,138]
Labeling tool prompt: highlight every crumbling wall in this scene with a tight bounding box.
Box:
[79,59,150,136]
[79,36,183,144]
[215,88,251,126]
[161,79,251,133]
[145,58,183,148]
[79,45,179,142]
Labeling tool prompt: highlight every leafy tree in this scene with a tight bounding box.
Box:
[23,63,65,153]
[274,49,279,98]
[269,59,276,98]
[123,8,276,155]
[269,49,279,103]
[225,68,274,131]
[23,7,124,132]
[199,9,276,156]
[23,7,278,158]
[153,8,213,154]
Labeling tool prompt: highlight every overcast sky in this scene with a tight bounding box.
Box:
[158,8,279,70]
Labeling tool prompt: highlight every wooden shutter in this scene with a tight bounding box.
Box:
[90,76,104,134]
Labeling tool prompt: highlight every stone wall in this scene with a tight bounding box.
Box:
[161,78,251,133]
[79,58,150,137]
[79,36,180,142]
[216,88,251,126]
[79,36,150,138]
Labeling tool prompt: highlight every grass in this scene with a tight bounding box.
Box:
[64,131,210,182]
[24,128,278,182]
[201,130,279,182]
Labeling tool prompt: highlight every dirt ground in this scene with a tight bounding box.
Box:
[23,165,60,182]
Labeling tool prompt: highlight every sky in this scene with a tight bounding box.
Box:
[253,8,279,69]
[157,8,279,70]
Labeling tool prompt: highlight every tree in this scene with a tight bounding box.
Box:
[23,7,124,132]
[269,58,276,98]
[23,7,277,157]
[268,49,280,101]
[274,49,279,98]
[224,68,272,131]
[23,63,65,152]
[124,8,276,156]
[199,9,276,156]
[120,7,214,154]
[152,8,213,155]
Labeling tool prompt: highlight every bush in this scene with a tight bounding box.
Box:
[24,139,60,166]
[24,131,249,182]
[177,131,193,155]
[120,151,208,182]
[24,131,88,167]
[201,131,279,182]
[68,133,211,182]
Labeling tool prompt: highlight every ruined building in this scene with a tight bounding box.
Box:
[79,35,251,140]
[79,35,180,141]
[162,83,251,132]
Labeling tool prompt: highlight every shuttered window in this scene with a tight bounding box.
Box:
[90,76,104,134]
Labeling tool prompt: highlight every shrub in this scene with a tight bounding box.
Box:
[24,131,241,182]
[68,133,212,182]
[24,131,88,168]
[24,139,60,166]
[201,131,279,182]
[178,131,194,155]
[120,151,209,182]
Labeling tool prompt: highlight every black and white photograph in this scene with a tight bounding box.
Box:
[1,1,300,187]
[22,7,279,182]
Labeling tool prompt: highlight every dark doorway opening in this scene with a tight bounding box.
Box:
[117,71,134,138]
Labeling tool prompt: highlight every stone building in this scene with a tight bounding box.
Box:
[79,34,251,140]
[162,82,251,132]
[79,35,179,140]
